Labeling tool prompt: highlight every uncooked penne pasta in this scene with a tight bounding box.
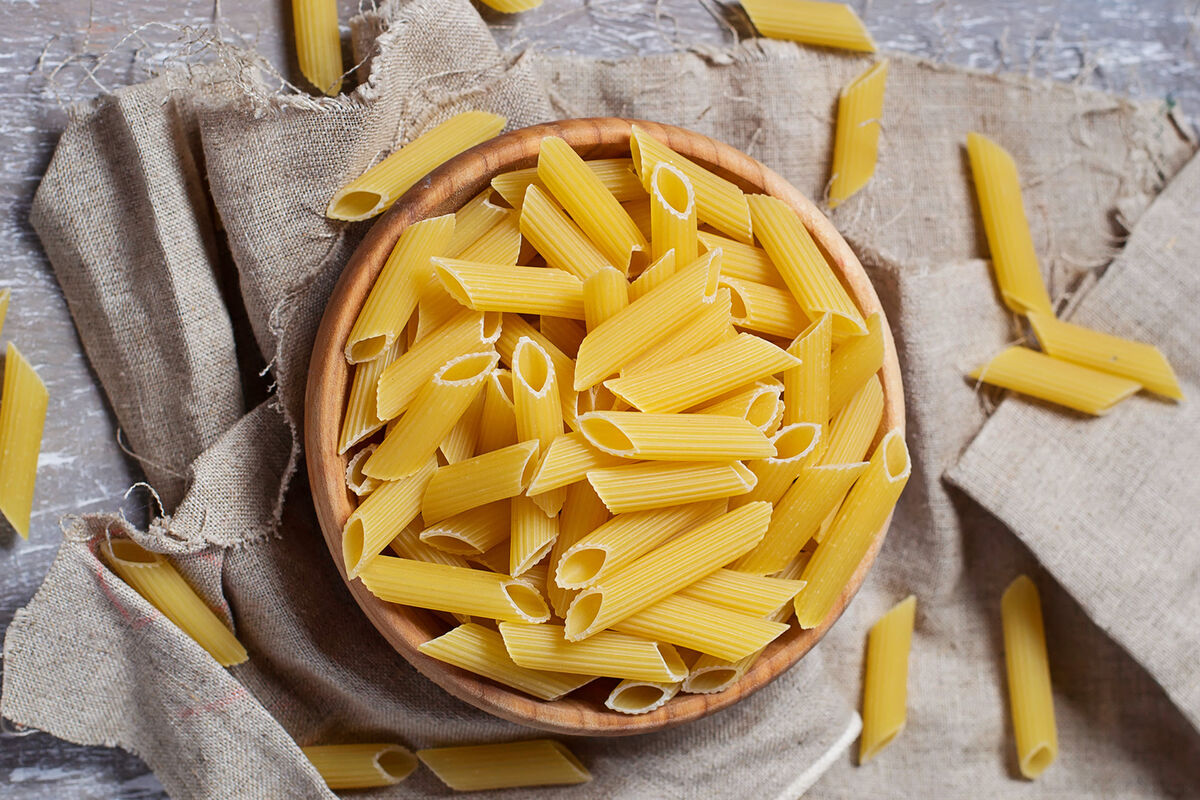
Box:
[1027,311,1183,400]
[519,184,614,280]
[606,679,681,714]
[511,495,558,577]
[829,60,889,207]
[420,623,593,700]
[564,502,771,640]
[0,344,48,538]
[583,266,630,331]
[795,430,910,628]
[578,410,774,461]
[650,162,698,264]
[538,136,647,269]
[360,557,550,622]
[447,191,511,257]
[292,0,342,96]
[546,481,610,617]
[614,593,790,661]
[477,0,543,15]
[628,251,677,302]
[344,214,456,363]
[513,338,564,452]
[860,594,916,764]
[493,158,644,209]
[1001,575,1058,779]
[421,440,539,523]
[539,317,587,359]
[587,461,756,514]
[415,286,467,345]
[434,259,585,320]
[741,0,876,52]
[697,232,784,286]
[821,374,884,466]
[497,315,578,428]
[965,132,1054,315]
[694,382,784,434]
[622,197,654,241]
[456,213,522,264]
[619,287,735,376]
[100,539,248,666]
[439,387,486,464]
[389,523,472,569]
[734,422,821,506]
[828,311,884,415]
[630,126,753,243]
[605,333,799,413]
[680,568,804,616]
[339,339,402,454]
[500,622,688,682]
[343,457,437,576]
[365,351,499,480]
[784,313,832,428]
[682,597,793,695]
[969,346,1141,416]
[302,743,416,789]
[418,740,591,792]
[527,432,625,495]
[747,194,867,338]
[328,112,506,221]
[419,501,510,556]
[721,276,808,339]
[476,368,518,454]
[345,445,381,497]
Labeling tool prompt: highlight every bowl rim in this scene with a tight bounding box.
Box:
[304,117,905,736]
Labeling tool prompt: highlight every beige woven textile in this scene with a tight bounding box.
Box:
[4,0,1199,796]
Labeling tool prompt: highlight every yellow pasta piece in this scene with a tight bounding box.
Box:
[734,422,821,506]
[615,594,789,661]
[512,337,565,516]
[619,288,735,376]
[721,276,809,339]
[588,461,756,514]
[0,344,48,538]
[476,368,518,454]
[302,744,416,789]
[510,494,558,576]
[493,158,644,209]
[420,501,510,556]
[546,481,610,617]
[860,594,916,764]
[582,266,630,331]
[439,388,486,464]
[694,382,785,432]
[344,214,456,363]
[538,318,586,360]
[627,250,677,302]
[420,623,593,700]
[338,340,402,454]
[100,539,248,666]
[497,315,579,431]
[555,500,727,589]
[650,162,699,265]
[682,597,793,695]
[795,430,909,628]
[456,212,522,265]
[345,445,381,497]
[500,622,688,682]
[518,184,615,280]
[575,250,721,389]
[538,137,648,270]
[830,60,889,207]
[360,556,550,622]
[366,352,498,480]
[418,740,591,792]
[606,333,800,413]
[410,286,465,346]
[292,0,342,96]
[821,374,883,465]
[966,132,1054,315]
[1002,575,1058,779]
[526,432,626,495]
[433,259,585,320]
[328,112,506,221]
[606,679,681,714]
[477,0,543,13]
[630,126,753,244]
[622,197,654,241]
[0,288,9,337]
[1027,311,1183,400]
[421,440,540,523]
[447,191,511,257]
[734,461,868,574]
[564,502,771,640]
[343,457,437,576]
[828,311,884,414]
[784,312,832,429]
[389,523,472,568]
[747,194,866,338]
[681,568,805,616]
[969,346,1141,416]
[741,0,875,51]
[578,410,774,461]
[698,232,785,286]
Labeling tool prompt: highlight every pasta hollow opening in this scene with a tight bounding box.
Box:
[860,726,903,764]
[557,547,607,587]
[375,747,418,782]
[481,311,503,342]
[747,391,783,429]
[438,352,497,384]
[421,533,477,555]
[329,189,385,221]
[881,431,910,481]
[104,539,159,565]
[515,340,552,394]
[726,283,750,320]
[503,581,551,621]
[773,423,820,460]
[658,644,688,680]
[347,335,387,364]
[565,590,603,638]
[548,740,590,775]
[577,417,634,454]
[1022,744,1055,778]
[610,684,669,712]
[686,667,737,693]
[652,163,694,219]
[343,519,365,573]
[730,461,758,489]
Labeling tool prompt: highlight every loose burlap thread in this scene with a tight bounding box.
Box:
[4,0,1200,796]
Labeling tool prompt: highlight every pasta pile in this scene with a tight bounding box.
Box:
[0,287,49,540]
[337,124,910,715]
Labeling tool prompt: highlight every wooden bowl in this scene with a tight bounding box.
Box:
[306,118,905,736]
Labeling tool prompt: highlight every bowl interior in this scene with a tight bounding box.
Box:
[304,118,905,736]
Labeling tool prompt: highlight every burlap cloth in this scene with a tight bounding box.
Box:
[5,0,1200,796]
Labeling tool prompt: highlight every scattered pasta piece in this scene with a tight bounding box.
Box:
[418,740,591,791]
[1001,576,1058,779]
[292,0,342,96]
[969,346,1141,416]
[859,595,916,764]
[0,343,48,538]
[829,60,888,207]
[740,0,876,52]
[302,743,416,789]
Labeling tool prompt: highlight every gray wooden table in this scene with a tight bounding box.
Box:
[1,0,1197,796]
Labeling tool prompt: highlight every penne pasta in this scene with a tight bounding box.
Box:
[1027,311,1183,400]
[650,162,698,265]
[546,481,610,617]
[795,430,910,628]
[421,440,540,523]
[564,502,771,640]
[740,0,876,52]
[456,212,522,264]
[500,622,688,682]
[419,501,510,556]
[419,623,593,700]
[438,382,486,464]
[344,214,456,363]
[615,593,790,661]
[694,382,784,433]
[630,126,753,243]
[345,445,381,497]
[539,317,587,359]
[389,523,473,568]
[302,743,416,789]
[582,266,630,331]
[747,194,867,338]
[821,374,884,466]
[627,251,677,302]
[434,259,585,320]
[497,315,579,428]
[447,191,511,257]
[0,344,48,538]
[493,158,644,209]
[328,112,506,221]
[511,494,559,576]
[965,132,1054,315]
[1001,575,1058,779]
[622,197,654,242]
[360,556,550,622]
[587,461,756,514]
[682,598,793,695]
[292,0,343,96]
[578,410,775,461]
[829,60,889,207]
[343,457,437,577]
[828,311,885,414]
[680,568,805,616]
[721,276,809,339]
[697,232,784,286]
[476,368,518,454]
[784,313,832,428]
[527,431,626,495]
[619,287,735,376]
[860,594,916,764]
[734,422,821,506]
[606,679,681,715]
[518,184,614,280]
[100,539,248,666]
[969,346,1141,416]
[418,740,591,792]
[513,337,566,514]
[339,339,403,453]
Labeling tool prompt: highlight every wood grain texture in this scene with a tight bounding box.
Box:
[305,118,905,735]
